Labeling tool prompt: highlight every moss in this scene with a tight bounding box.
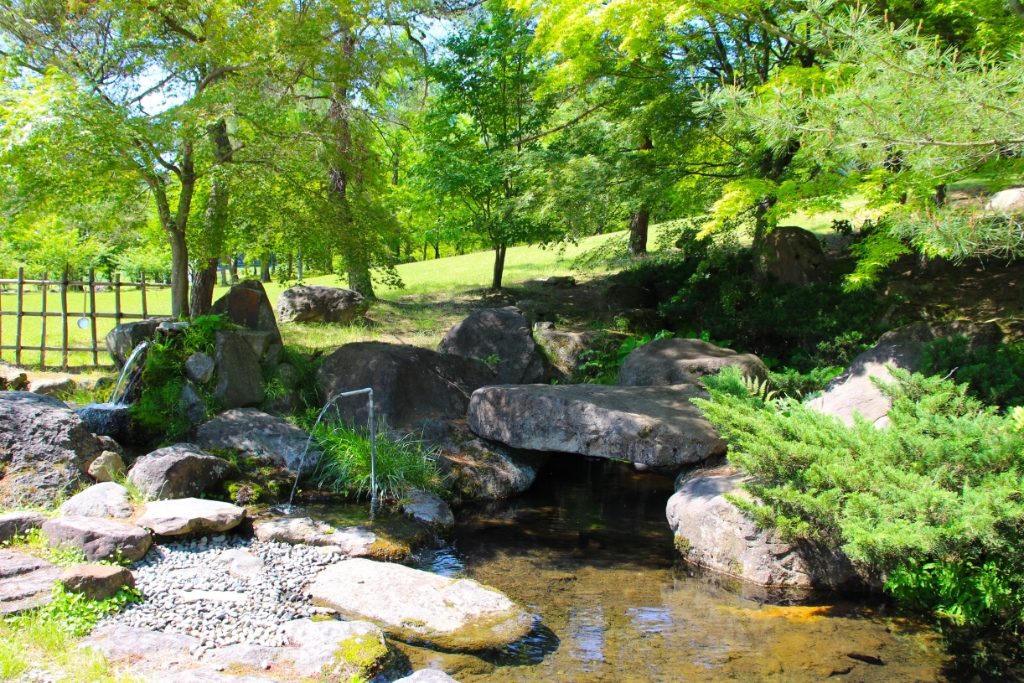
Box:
[332,632,391,677]
[674,535,693,556]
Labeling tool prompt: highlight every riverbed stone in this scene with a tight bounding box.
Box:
[396,672,461,683]
[215,548,265,580]
[60,563,134,600]
[59,482,133,519]
[309,558,534,651]
[617,338,768,387]
[137,498,246,536]
[185,352,216,384]
[0,511,47,544]
[317,342,496,431]
[808,320,1002,427]
[666,467,865,590]
[127,443,231,500]
[0,392,101,508]
[0,550,61,614]
[402,490,454,532]
[87,450,126,482]
[254,517,376,556]
[214,331,265,409]
[277,284,370,324]
[438,307,550,384]
[194,408,320,475]
[468,384,725,469]
[41,516,152,562]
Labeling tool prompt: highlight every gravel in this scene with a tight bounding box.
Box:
[105,535,342,658]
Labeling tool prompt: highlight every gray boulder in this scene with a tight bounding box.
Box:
[666,467,865,590]
[402,490,454,532]
[87,450,126,482]
[309,558,533,651]
[60,563,135,600]
[532,323,607,379]
[468,384,725,469]
[254,517,376,556]
[59,482,133,519]
[137,498,246,536]
[317,342,495,431]
[211,279,282,345]
[0,550,61,614]
[280,618,390,679]
[617,338,768,387]
[105,318,171,367]
[127,443,231,500]
[194,408,319,475]
[987,187,1024,214]
[277,284,369,324]
[0,511,47,544]
[435,423,544,503]
[214,331,265,409]
[808,321,1002,427]
[184,352,215,384]
[438,307,549,384]
[755,226,826,286]
[31,377,76,397]
[0,392,101,507]
[41,516,151,562]
[179,382,208,426]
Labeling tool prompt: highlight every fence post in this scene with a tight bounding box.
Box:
[60,268,69,371]
[15,267,24,366]
[40,272,48,368]
[140,270,148,319]
[89,269,99,366]
[114,273,122,327]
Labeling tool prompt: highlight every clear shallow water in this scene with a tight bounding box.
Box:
[401,458,949,682]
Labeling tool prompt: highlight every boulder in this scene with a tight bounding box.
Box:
[137,498,246,536]
[127,443,231,500]
[435,423,543,503]
[468,384,725,469]
[532,275,575,287]
[213,331,265,409]
[0,550,61,614]
[0,392,101,507]
[755,226,827,286]
[402,490,454,532]
[532,323,607,379]
[179,382,208,426]
[211,280,282,345]
[438,307,549,384]
[77,403,133,444]
[808,321,1002,427]
[87,450,126,482]
[194,408,319,475]
[317,342,495,430]
[254,518,376,556]
[41,516,152,562]
[617,338,768,387]
[184,352,216,384]
[666,467,865,590]
[280,618,390,679]
[986,187,1024,214]
[60,563,134,600]
[105,318,170,367]
[308,558,534,651]
[0,511,47,544]
[31,377,76,398]
[59,482,133,519]
[277,284,369,324]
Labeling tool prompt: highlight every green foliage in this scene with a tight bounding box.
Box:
[767,365,844,399]
[129,315,232,445]
[697,367,1024,635]
[921,336,1024,408]
[35,585,142,638]
[576,330,673,385]
[311,423,443,503]
[2,528,85,567]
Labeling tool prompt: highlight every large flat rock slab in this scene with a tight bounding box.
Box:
[468,384,725,468]
[137,498,246,536]
[0,550,60,614]
[309,558,533,651]
[0,511,47,543]
[617,338,767,386]
[41,516,152,562]
[254,517,376,556]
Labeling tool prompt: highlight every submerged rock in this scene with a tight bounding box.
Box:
[396,671,461,683]
[127,443,231,500]
[666,467,865,590]
[401,490,454,532]
[308,558,534,651]
[41,516,151,562]
[468,384,725,469]
[0,392,101,507]
[438,307,550,384]
[617,338,767,387]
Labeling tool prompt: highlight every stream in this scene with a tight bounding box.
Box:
[396,458,949,682]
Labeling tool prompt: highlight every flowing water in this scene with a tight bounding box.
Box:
[396,458,949,682]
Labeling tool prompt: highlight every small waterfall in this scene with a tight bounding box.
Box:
[110,340,149,405]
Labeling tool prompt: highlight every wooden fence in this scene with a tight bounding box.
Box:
[0,267,171,370]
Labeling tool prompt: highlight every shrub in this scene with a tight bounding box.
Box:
[696,367,1024,637]
[921,336,1024,408]
[310,422,444,503]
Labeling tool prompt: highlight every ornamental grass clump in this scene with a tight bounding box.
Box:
[310,422,444,503]
[695,367,1024,636]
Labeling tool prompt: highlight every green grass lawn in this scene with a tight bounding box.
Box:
[1,226,658,370]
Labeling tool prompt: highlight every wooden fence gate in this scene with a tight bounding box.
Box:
[0,268,171,370]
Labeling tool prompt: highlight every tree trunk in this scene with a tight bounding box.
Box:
[190,258,219,318]
[260,252,272,283]
[287,252,294,279]
[168,229,190,317]
[433,242,441,259]
[628,208,650,257]
[220,263,228,286]
[229,256,239,284]
[491,243,507,290]
[297,248,304,281]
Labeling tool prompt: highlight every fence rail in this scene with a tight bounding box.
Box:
[0,267,171,370]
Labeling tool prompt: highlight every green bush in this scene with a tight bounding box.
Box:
[310,422,444,503]
[696,367,1024,637]
[921,336,1024,408]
